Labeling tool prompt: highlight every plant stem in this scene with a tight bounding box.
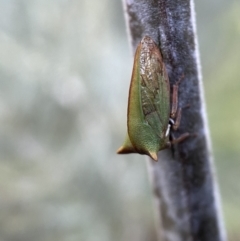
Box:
[122,0,226,240]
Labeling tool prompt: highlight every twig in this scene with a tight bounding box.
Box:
[122,0,226,240]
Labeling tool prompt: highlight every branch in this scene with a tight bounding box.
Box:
[122,0,226,240]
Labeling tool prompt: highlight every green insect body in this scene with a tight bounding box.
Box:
[117,36,171,161]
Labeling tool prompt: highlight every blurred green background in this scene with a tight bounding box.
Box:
[0,1,239,241]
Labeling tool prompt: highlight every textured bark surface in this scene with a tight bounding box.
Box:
[122,1,226,241]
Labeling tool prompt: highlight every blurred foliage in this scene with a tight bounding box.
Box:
[0,0,239,241]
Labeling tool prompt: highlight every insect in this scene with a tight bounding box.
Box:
[117,36,189,161]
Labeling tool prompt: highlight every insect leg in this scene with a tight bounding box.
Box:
[172,108,181,130]
[171,132,190,145]
[170,74,184,119]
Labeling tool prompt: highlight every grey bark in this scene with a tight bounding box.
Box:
[122,1,226,241]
